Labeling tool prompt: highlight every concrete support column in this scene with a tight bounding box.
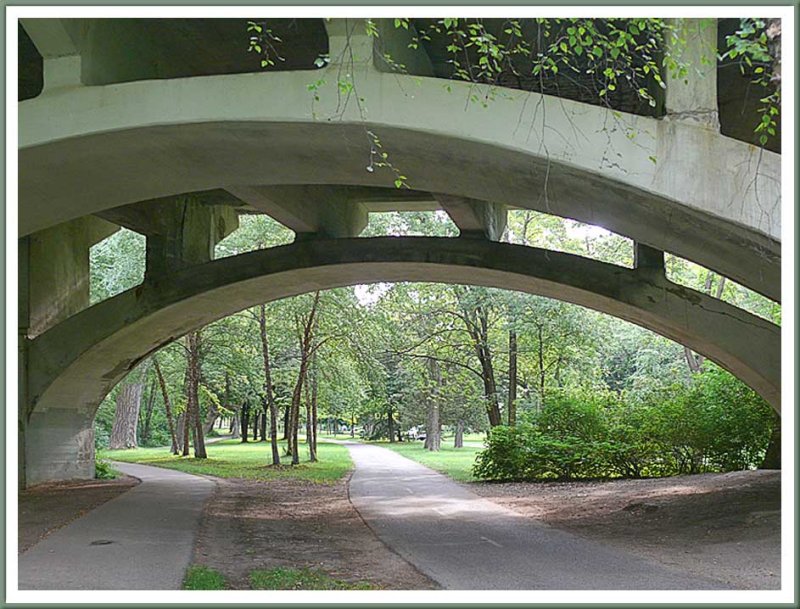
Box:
[21,18,82,92]
[25,409,96,486]
[325,18,434,75]
[664,18,719,130]
[19,239,31,488]
[372,19,435,75]
[435,194,507,241]
[21,217,116,486]
[26,216,118,338]
[634,242,666,280]
[227,185,367,239]
[134,193,239,279]
[325,18,375,69]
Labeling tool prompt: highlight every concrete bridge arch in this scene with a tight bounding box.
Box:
[19,19,780,300]
[23,237,779,485]
[17,17,782,487]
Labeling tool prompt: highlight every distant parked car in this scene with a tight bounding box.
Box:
[406,426,426,441]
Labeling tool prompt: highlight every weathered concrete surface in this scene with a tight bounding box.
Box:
[345,441,726,589]
[27,238,779,457]
[19,54,780,300]
[228,185,368,238]
[435,194,507,241]
[664,19,719,130]
[23,216,118,338]
[19,462,215,589]
[23,409,95,485]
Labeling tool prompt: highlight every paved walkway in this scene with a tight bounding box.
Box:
[19,462,215,590]
[345,442,728,590]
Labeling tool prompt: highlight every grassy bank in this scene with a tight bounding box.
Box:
[102,439,351,484]
[371,440,484,482]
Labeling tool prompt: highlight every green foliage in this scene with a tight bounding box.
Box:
[102,440,352,484]
[247,21,284,68]
[94,458,119,480]
[89,228,146,304]
[720,18,780,147]
[403,18,688,112]
[183,565,226,590]
[474,368,775,482]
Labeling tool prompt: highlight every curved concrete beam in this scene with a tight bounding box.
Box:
[19,69,780,300]
[28,237,780,418]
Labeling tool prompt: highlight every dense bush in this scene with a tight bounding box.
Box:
[473,366,776,482]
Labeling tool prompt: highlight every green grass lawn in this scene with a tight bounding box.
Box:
[101,439,351,484]
[183,565,226,590]
[374,440,484,482]
[317,432,359,441]
[182,565,376,590]
[250,567,377,590]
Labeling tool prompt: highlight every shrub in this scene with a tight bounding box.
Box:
[473,369,775,482]
[95,458,118,479]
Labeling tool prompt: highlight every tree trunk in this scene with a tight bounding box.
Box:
[140,377,158,445]
[456,289,502,427]
[258,304,281,465]
[507,327,518,426]
[388,405,395,443]
[454,420,464,448]
[289,291,320,465]
[240,400,250,443]
[282,401,291,441]
[259,407,267,442]
[252,411,260,442]
[305,384,314,460]
[537,324,546,405]
[109,383,143,449]
[424,358,442,452]
[310,368,318,461]
[230,406,240,438]
[187,331,207,458]
[176,412,186,454]
[202,397,219,436]
[760,420,781,469]
[154,357,179,454]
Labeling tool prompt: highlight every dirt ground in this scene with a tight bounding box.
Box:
[193,474,438,590]
[18,476,140,554]
[470,469,781,590]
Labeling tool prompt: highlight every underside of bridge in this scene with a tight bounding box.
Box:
[17,17,781,487]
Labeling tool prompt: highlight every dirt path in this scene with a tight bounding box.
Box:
[18,476,139,554]
[470,470,781,590]
[192,474,438,590]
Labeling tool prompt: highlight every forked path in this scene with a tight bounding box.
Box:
[345,442,728,590]
[18,462,215,590]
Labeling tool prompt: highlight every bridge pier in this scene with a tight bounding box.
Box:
[24,408,96,487]
[19,216,118,486]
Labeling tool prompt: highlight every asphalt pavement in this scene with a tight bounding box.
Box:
[18,462,215,590]
[344,442,728,590]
